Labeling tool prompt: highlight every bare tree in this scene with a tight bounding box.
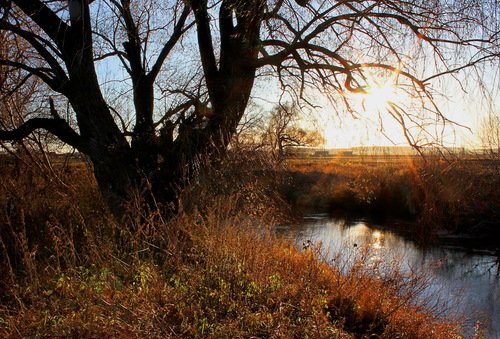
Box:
[480,114,500,155]
[0,28,57,176]
[231,103,267,151]
[0,0,498,218]
[264,104,323,160]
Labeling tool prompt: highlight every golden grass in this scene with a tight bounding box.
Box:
[0,159,465,338]
[285,155,499,238]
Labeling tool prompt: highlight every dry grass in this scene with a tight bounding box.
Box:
[285,155,500,241]
[0,158,464,338]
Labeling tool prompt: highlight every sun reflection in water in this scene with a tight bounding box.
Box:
[371,230,384,250]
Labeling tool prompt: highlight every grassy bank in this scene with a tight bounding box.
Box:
[0,159,463,337]
[284,155,500,243]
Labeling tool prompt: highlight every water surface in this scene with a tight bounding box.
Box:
[279,216,500,337]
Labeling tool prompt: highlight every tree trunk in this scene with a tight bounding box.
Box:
[2,0,264,222]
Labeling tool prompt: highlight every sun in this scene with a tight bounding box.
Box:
[319,74,407,148]
[357,81,397,114]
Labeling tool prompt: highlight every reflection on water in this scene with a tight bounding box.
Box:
[280,217,500,337]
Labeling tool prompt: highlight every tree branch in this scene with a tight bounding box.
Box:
[148,5,192,83]
[92,30,132,75]
[0,21,69,91]
[0,117,89,154]
[423,54,500,82]
[118,0,144,77]
[190,0,218,96]
[0,59,62,90]
[12,0,69,51]
[348,63,425,90]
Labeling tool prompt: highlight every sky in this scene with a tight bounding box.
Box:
[96,43,499,151]
[252,65,499,150]
[320,86,499,149]
[89,1,500,151]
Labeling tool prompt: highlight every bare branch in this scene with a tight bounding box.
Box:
[0,21,69,90]
[0,59,61,90]
[148,5,192,83]
[190,0,219,95]
[0,117,88,153]
[118,0,144,76]
[12,0,69,51]
[423,54,500,82]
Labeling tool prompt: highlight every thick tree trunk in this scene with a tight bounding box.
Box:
[3,0,264,222]
[90,153,136,219]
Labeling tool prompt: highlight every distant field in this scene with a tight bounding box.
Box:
[287,153,499,171]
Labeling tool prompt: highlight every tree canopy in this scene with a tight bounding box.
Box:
[0,0,498,218]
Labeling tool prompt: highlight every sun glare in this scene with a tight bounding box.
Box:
[357,81,397,114]
[320,74,408,148]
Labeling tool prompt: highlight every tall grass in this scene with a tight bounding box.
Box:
[285,155,500,242]
[0,156,463,337]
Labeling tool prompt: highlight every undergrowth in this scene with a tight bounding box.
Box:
[0,157,463,338]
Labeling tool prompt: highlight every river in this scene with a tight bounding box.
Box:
[278,215,500,338]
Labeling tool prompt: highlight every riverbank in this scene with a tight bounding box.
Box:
[285,216,500,337]
[283,155,500,246]
[0,160,462,337]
